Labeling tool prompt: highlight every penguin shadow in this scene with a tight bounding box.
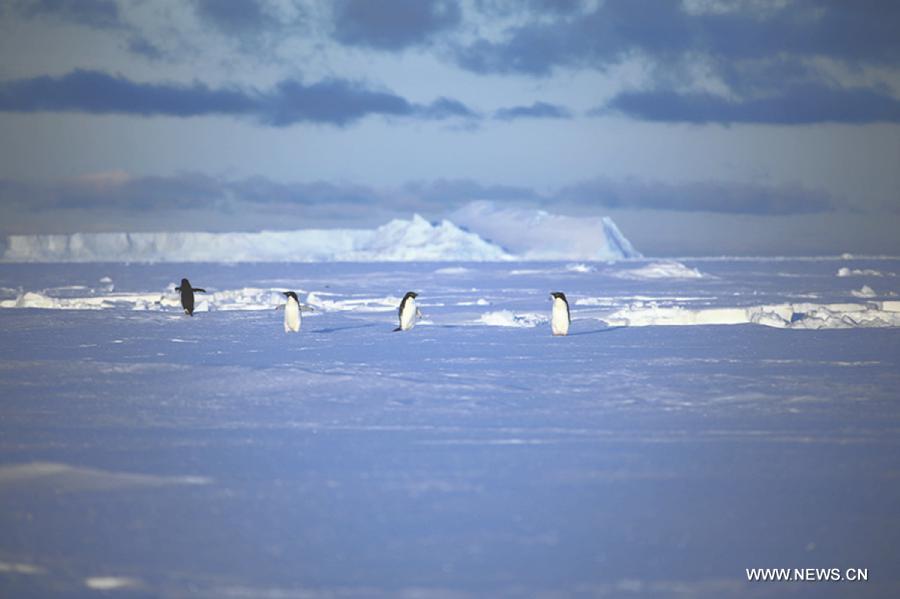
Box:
[566,325,625,337]
[311,323,378,334]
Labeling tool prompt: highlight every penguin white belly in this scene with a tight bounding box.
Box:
[400,298,417,331]
[551,299,570,336]
[284,299,301,333]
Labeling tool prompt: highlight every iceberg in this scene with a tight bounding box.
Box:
[1,215,512,263]
[0,207,640,263]
[450,201,642,260]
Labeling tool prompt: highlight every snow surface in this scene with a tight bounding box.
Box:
[0,204,641,263]
[3,259,900,332]
[2,258,900,596]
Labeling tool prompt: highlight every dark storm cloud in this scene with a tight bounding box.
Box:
[0,69,477,127]
[602,84,900,125]
[331,0,461,50]
[493,101,571,121]
[11,0,122,29]
[556,178,836,215]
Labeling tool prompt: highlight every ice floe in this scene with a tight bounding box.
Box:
[433,266,471,275]
[566,263,596,273]
[477,310,548,327]
[611,261,704,280]
[84,577,142,591]
[457,298,490,306]
[837,267,886,277]
[0,462,210,491]
[850,285,877,298]
[604,301,900,329]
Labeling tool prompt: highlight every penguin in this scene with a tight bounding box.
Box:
[283,291,301,333]
[174,278,206,316]
[550,291,570,336]
[394,291,421,332]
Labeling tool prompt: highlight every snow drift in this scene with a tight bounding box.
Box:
[0,206,640,263]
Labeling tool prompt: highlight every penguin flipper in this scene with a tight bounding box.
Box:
[192,288,206,293]
[174,286,181,292]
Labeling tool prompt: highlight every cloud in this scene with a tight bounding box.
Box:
[125,35,166,61]
[2,174,541,216]
[191,0,276,37]
[0,69,477,127]
[556,178,836,215]
[403,178,541,204]
[493,101,571,121]
[475,0,582,17]
[601,84,900,125]
[0,70,255,117]
[11,0,122,29]
[10,0,177,61]
[455,0,689,76]
[454,0,900,124]
[227,177,379,206]
[1,172,841,229]
[459,0,900,76]
[331,0,461,50]
[419,97,478,119]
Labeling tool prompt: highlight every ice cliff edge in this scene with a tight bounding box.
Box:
[1,205,640,262]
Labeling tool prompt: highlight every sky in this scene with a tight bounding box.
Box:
[0,0,899,256]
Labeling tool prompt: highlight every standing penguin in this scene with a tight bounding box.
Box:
[394,291,421,332]
[283,291,301,333]
[550,291,570,336]
[175,278,206,316]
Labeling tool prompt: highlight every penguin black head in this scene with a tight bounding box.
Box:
[550,291,568,303]
[283,291,299,301]
[403,291,418,300]
[181,278,191,287]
